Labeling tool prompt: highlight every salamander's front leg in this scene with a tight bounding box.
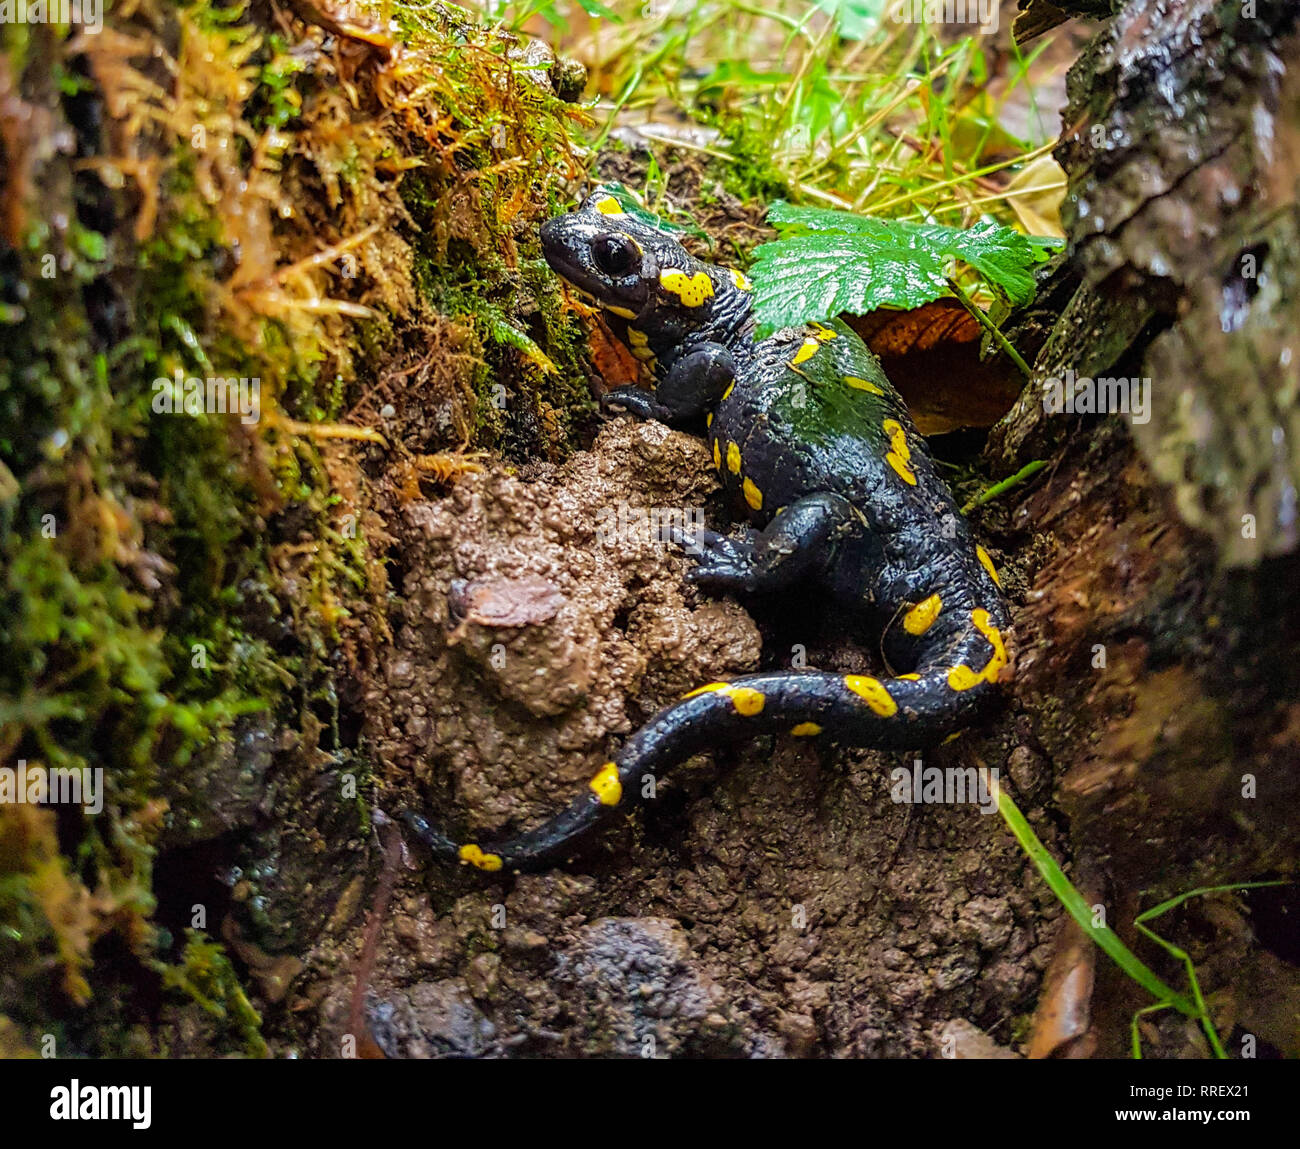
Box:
[603,342,735,425]
[676,492,862,594]
[601,386,673,421]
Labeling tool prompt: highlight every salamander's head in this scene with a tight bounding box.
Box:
[541,188,752,369]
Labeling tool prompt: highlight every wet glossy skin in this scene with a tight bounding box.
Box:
[403,190,1010,873]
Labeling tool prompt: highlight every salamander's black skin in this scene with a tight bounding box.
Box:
[403,189,1010,874]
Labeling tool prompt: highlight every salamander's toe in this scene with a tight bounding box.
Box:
[676,526,761,592]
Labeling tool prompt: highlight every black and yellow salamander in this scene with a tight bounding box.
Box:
[403,189,1010,873]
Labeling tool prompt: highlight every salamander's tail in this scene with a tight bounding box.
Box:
[403,603,1009,873]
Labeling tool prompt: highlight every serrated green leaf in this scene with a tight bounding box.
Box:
[751,234,950,336]
[752,202,1062,336]
[767,200,889,234]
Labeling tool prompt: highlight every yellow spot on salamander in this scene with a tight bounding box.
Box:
[594,195,624,216]
[883,419,917,486]
[844,675,898,717]
[726,441,742,474]
[898,673,922,681]
[975,608,1007,670]
[946,608,1008,692]
[605,304,638,320]
[886,453,916,485]
[742,477,763,510]
[721,380,735,401]
[682,681,766,716]
[684,681,731,698]
[791,338,819,366]
[626,328,656,362]
[811,322,838,341]
[902,593,942,636]
[713,439,722,470]
[706,412,713,428]
[976,544,1002,588]
[791,722,822,737]
[660,269,715,308]
[844,374,885,396]
[589,762,623,806]
[947,665,982,692]
[728,267,753,292]
[458,844,503,872]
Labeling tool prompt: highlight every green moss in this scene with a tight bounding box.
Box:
[0,0,607,1056]
[156,931,270,1057]
[717,123,789,210]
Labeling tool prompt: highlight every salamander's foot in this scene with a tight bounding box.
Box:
[600,386,672,422]
[671,493,866,596]
[669,523,762,592]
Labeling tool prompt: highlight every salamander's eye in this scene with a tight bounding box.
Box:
[592,235,638,277]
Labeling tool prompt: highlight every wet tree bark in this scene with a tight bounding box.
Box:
[994,0,1300,1056]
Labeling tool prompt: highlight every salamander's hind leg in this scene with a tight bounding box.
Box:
[674,492,862,594]
[671,523,761,580]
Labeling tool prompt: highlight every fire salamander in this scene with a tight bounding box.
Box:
[403,189,1010,874]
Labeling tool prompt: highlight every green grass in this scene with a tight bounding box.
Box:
[496,0,1068,258]
[993,775,1286,1059]
[1129,882,1285,1059]
[962,459,1047,512]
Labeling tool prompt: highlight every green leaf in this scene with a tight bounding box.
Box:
[751,202,1062,337]
[812,0,887,40]
[789,66,853,144]
[697,60,792,95]
[751,233,949,337]
[488,317,557,375]
[72,227,108,263]
[993,782,1197,1021]
[574,0,624,22]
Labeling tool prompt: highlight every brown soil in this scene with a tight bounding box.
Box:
[286,416,1060,1059]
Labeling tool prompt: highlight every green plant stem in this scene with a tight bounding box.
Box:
[1133,881,1285,1059]
[962,459,1046,514]
[990,776,1198,1018]
[945,276,1032,378]
[1130,1002,1172,1060]
[592,62,644,154]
